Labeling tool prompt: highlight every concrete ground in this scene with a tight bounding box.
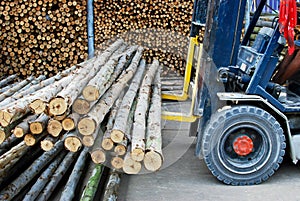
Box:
[119,120,300,201]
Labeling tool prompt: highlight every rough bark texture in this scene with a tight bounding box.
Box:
[0,134,20,156]
[111,60,146,143]
[144,70,163,171]
[78,47,144,136]
[103,170,121,201]
[22,151,67,201]
[80,164,103,201]
[0,139,64,201]
[0,74,17,88]
[131,60,159,161]
[59,147,89,201]
[0,141,28,170]
[36,151,78,201]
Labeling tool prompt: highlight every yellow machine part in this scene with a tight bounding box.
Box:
[162,37,202,123]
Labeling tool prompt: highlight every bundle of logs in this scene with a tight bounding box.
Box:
[0,40,163,200]
[0,0,201,79]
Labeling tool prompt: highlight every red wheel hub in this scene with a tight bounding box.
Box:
[233,135,253,156]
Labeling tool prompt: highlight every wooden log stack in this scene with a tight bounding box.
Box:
[0,39,164,200]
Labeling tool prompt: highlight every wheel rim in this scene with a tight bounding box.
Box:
[217,122,272,175]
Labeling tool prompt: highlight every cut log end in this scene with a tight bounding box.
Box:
[64,136,82,152]
[62,118,75,131]
[72,99,90,115]
[82,85,99,102]
[144,151,163,172]
[40,139,54,151]
[110,130,124,143]
[78,118,96,136]
[0,111,12,127]
[48,97,67,116]
[13,127,25,138]
[47,119,62,137]
[29,122,43,134]
[82,135,94,147]
[24,134,36,146]
[91,150,106,164]
[29,99,46,114]
[131,148,145,162]
[123,157,141,175]
[0,130,6,144]
[114,145,126,156]
[101,138,114,151]
[111,157,124,169]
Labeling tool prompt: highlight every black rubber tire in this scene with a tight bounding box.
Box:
[202,105,286,185]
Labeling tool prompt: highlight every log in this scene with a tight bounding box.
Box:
[114,144,127,156]
[102,170,121,201]
[0,134,20,156]
[131,60,159,162]
[123,146,141,175]
[47,119,63,137]
[0,118,23,144]
[35,151,78,201]
[0,139,64,201]
[111,156,124,170]
[111,59,146,143]
[22,151,67,201]
[78,47,144,136]
[0,74,17,88]
[40,136,57,151]
[144,70,163,171]
[73,45,137,115]
[80,164,103,201]
[29,113,49,134]
[62,113,80,131]
[0,141,28,170]
[64,130,82,152]
[24,131,46,146]
[13,114,38,138]
[59,147,89,201]
[90,128,106,164]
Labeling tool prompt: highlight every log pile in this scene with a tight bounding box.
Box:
[0,39,163,199]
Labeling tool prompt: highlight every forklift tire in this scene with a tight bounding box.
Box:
[202,105,286,185]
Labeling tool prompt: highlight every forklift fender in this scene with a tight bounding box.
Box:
[217,92,297,164]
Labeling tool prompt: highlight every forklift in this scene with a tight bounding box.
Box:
[162,0,300,185]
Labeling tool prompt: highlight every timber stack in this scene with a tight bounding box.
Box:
[0,40,163,200]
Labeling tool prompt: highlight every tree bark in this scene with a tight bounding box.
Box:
[35,151,78,201]
[0,134,20,156]
[131,60,159,162]
[64,130,82,152]
[59,147,89,201]
[0,141,28,170]
[29,113,49,134]
[22,150,67,201]
[144,70,163,171]
[103,170,121,201]
[80,164,103,201]
[0,74,17,88]
[111,59,146,143]
[78,47,144,136]
[0,139,64,201]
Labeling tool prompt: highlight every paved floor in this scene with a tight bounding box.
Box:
[119,120,300,201]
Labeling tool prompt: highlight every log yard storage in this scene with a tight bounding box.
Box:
[2,0,300,201]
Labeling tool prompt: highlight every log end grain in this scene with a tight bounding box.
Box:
[13,127,25,138]
[114,145,126,156]
[91,149,106,164]
[72,98,90,115]
[143,150,163,172]
[62,117,75,131]
[0,130,6,144]
[101,138,114,151]
[40,139,54,152]
[47,119,63,137]
[48,97,68,116]
[82,135,94,147]
[24,134,36,146]
[123,157,141,175]
[0,110,12,127]
[111,157,124,170]
[29,122,43,134]
[29,99,46,114]
[110,130,124,143]
[131,148,145,162]
[64,136,82,152]
[78,118,96,136]
[82,85,99,102]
